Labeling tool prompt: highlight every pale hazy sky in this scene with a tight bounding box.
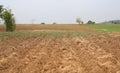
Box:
[0,0,120,24]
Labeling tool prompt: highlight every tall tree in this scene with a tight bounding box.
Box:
[1,9,16,32]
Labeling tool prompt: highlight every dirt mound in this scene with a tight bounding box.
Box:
[0,34,120,73]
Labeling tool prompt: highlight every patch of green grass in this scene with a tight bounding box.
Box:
[0,30,98,37]
[87,24,120,32]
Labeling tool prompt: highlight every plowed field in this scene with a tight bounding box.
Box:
[0,32,120,73]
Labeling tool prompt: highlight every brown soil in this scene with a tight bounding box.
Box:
[0,33,120,73]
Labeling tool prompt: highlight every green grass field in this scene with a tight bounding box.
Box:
[87,24,120,32]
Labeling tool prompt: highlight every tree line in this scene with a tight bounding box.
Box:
[76,18,95,24]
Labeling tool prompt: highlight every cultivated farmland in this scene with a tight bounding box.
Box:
[0,24,97,31]
[0,24,120,73]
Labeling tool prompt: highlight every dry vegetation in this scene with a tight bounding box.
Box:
[0,24,120,73]
[0,24,96,32]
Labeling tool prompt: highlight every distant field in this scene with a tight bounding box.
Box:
[0,24,120,32]
[87,24,120,32]
[0,24,96,32]
[0,24,99,37]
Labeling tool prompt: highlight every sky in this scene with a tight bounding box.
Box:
[0,0,120,24]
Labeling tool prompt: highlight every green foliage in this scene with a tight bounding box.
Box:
[1,9,16,32]
[76,18,83,24]
[41,22,45,24]
[0,5,16,32]
[87,20,95,24]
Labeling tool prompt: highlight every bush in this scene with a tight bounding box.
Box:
[87,20,95,24]
[41,22,45,24]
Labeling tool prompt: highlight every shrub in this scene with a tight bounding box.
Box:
[87,20,95,24]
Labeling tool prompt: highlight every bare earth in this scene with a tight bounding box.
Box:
[0,33,120,73]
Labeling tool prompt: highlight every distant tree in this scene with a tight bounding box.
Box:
[76,18,83,24]
[1,9,16,32]
[53,22,57,24]
[81,21,84,24]
[106,20,120,24]
[41,22,45,24]
[87,20,95,24]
